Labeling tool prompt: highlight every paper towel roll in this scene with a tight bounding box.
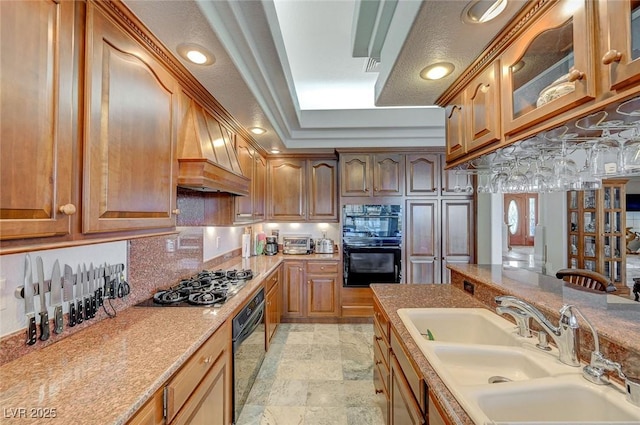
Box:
[242,234,251,258]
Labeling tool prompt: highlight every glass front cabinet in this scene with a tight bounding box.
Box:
[500,0,596,135]
[604,0,640,92]
[567,179,628,291]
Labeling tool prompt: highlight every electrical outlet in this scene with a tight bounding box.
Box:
[0,278,7,311]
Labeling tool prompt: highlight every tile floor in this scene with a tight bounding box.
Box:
[236,323,385,425]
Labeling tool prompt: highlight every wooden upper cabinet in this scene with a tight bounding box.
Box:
[603,0,640,92]
[234,137,255,222]
[0,0,76,240]
[267,158,306,221]
[500,0,596,136]
[445,94,466,162]
[254,154,267,221]
[467,61,501,152]
[406,154,439,196]
[83,3,177,233]
[308,160,338,222]
[341,153,403,197]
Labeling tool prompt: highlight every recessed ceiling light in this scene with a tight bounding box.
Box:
[270,148,280,154]
[462,0,508,24]
[420,62,455,80]
[249,127,267,135]
[177,43,215,66]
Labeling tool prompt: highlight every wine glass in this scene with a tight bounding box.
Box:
[464,173,474,194]
[453,170,462,193]
[490,166,509,193]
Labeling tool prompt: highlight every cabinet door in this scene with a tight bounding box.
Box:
[341,154,371,196]
[307,274,338,317]
[389,354,425,425]
[405,154,439,196]
[605,0,640,92]
[308,160,338,222]
[84,3,177,233]
[254,154,266,221]
[268,159,306,220]
[234,137,255,222]
[466,61,501,153]
[500,0,596,136]
[373,154,404,196]
[282,262,305,318]
[405,200,439,284]
[445,93,466,162]
[266,282,280,347]
[441,199,474,284]
[0,0,76,240]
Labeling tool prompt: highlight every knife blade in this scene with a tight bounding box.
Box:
[63,264,76,327]
[24,254,36,345]
[82,264,90,320]
[35,256,50,341]
[51,260,63,334]
[76,265,83,324]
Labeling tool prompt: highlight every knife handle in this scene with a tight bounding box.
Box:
[97,287,104,307]
[39,311,50,341]
[69,302,77,327]
[76,300,83,324]
[26,315,37,345]
[92,293,98,317]
[84,297,91,320]
[54,306,63,334]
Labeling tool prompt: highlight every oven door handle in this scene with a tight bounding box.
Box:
[232,301,265,350]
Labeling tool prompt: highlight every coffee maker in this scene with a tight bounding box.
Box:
[265,236,278,255]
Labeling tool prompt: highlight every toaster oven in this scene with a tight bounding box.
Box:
[282,236,313,254]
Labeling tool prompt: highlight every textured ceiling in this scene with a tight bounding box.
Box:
[123,0,527,153]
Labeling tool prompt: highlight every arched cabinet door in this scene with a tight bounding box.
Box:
[83,2,178,233]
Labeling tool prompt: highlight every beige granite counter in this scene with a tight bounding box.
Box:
[0,255,286,425]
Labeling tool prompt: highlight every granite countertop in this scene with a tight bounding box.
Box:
[371,283,485,425]
[0,252,342,424]
[0,255,287,425]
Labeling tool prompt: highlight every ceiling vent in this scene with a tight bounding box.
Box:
[365,57,381,73]
[352,0,398,72]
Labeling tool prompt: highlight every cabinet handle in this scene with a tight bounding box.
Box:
[365,187,369,192]
[308,280,311,284]
[375,389,384,394]
[375,336,383,341]
[602,49,622,65]
[203,355,212,364]
[375,360,382,365]
[58,204,77,215]
[321,266,325,270]
[567,69,584,82]
[374,187,379,192]
[172,208,181,215]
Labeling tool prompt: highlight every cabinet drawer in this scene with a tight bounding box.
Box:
[165,321,230,422]
[391,328,426,415]
[374,334,390,390]
[373,301,389,341]
[265,267,280,292]
[306,261,338,274]
[374,319,390,369]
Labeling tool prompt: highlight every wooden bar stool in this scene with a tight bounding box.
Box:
[555,269,617,293]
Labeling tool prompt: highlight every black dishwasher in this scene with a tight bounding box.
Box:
[232,288,266,423]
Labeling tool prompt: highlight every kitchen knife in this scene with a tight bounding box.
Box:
[64,264,76,327]
[88,263,96,318]
[24,254,37,345]
[76,265,83,324]
[82,264,90,320]
[51,260,63,334]
[35,256,50,341]
[96,264,104,307]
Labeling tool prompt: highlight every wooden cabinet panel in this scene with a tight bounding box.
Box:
[307,275,338,317]
[234,137,255,221]
[84,3,177,233]
[441,199,474,283]
[308,159,338,221]
[405,200,439,283]
[254,154,266,220]
[0,0,76,240]
[265,266,281,348]
[604,0,640,92]
[467,61,501,152]
[341,154,371,196]
[445,94,466,162]
[389,353,425,425]
[406,154,439,196]
[267,159,306,221]
[282,262,305,318]
[373,154,404,196]
[127,389,164,425]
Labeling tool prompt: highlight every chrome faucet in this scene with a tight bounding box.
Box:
[495,296,581,367]
[496,305,532,338]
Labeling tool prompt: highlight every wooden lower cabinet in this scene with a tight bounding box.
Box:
[164,321,232,425]
[265,266,282,348]
[282,260,340,319]
[127,389,164,425]
[390,353,425,425]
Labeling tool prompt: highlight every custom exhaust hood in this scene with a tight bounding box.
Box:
[177,99,250,196]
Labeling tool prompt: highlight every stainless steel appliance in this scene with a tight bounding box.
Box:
[232,288,265,422]
[265,236,278,255]
[315,238,335,254]
[282,235,313,254]
[342,205,402,286]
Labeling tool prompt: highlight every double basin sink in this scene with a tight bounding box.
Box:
[398,308,640,424]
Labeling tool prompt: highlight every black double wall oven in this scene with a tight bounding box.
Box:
[342,204,402,287]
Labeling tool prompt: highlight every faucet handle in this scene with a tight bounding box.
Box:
[583,351,626,385]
